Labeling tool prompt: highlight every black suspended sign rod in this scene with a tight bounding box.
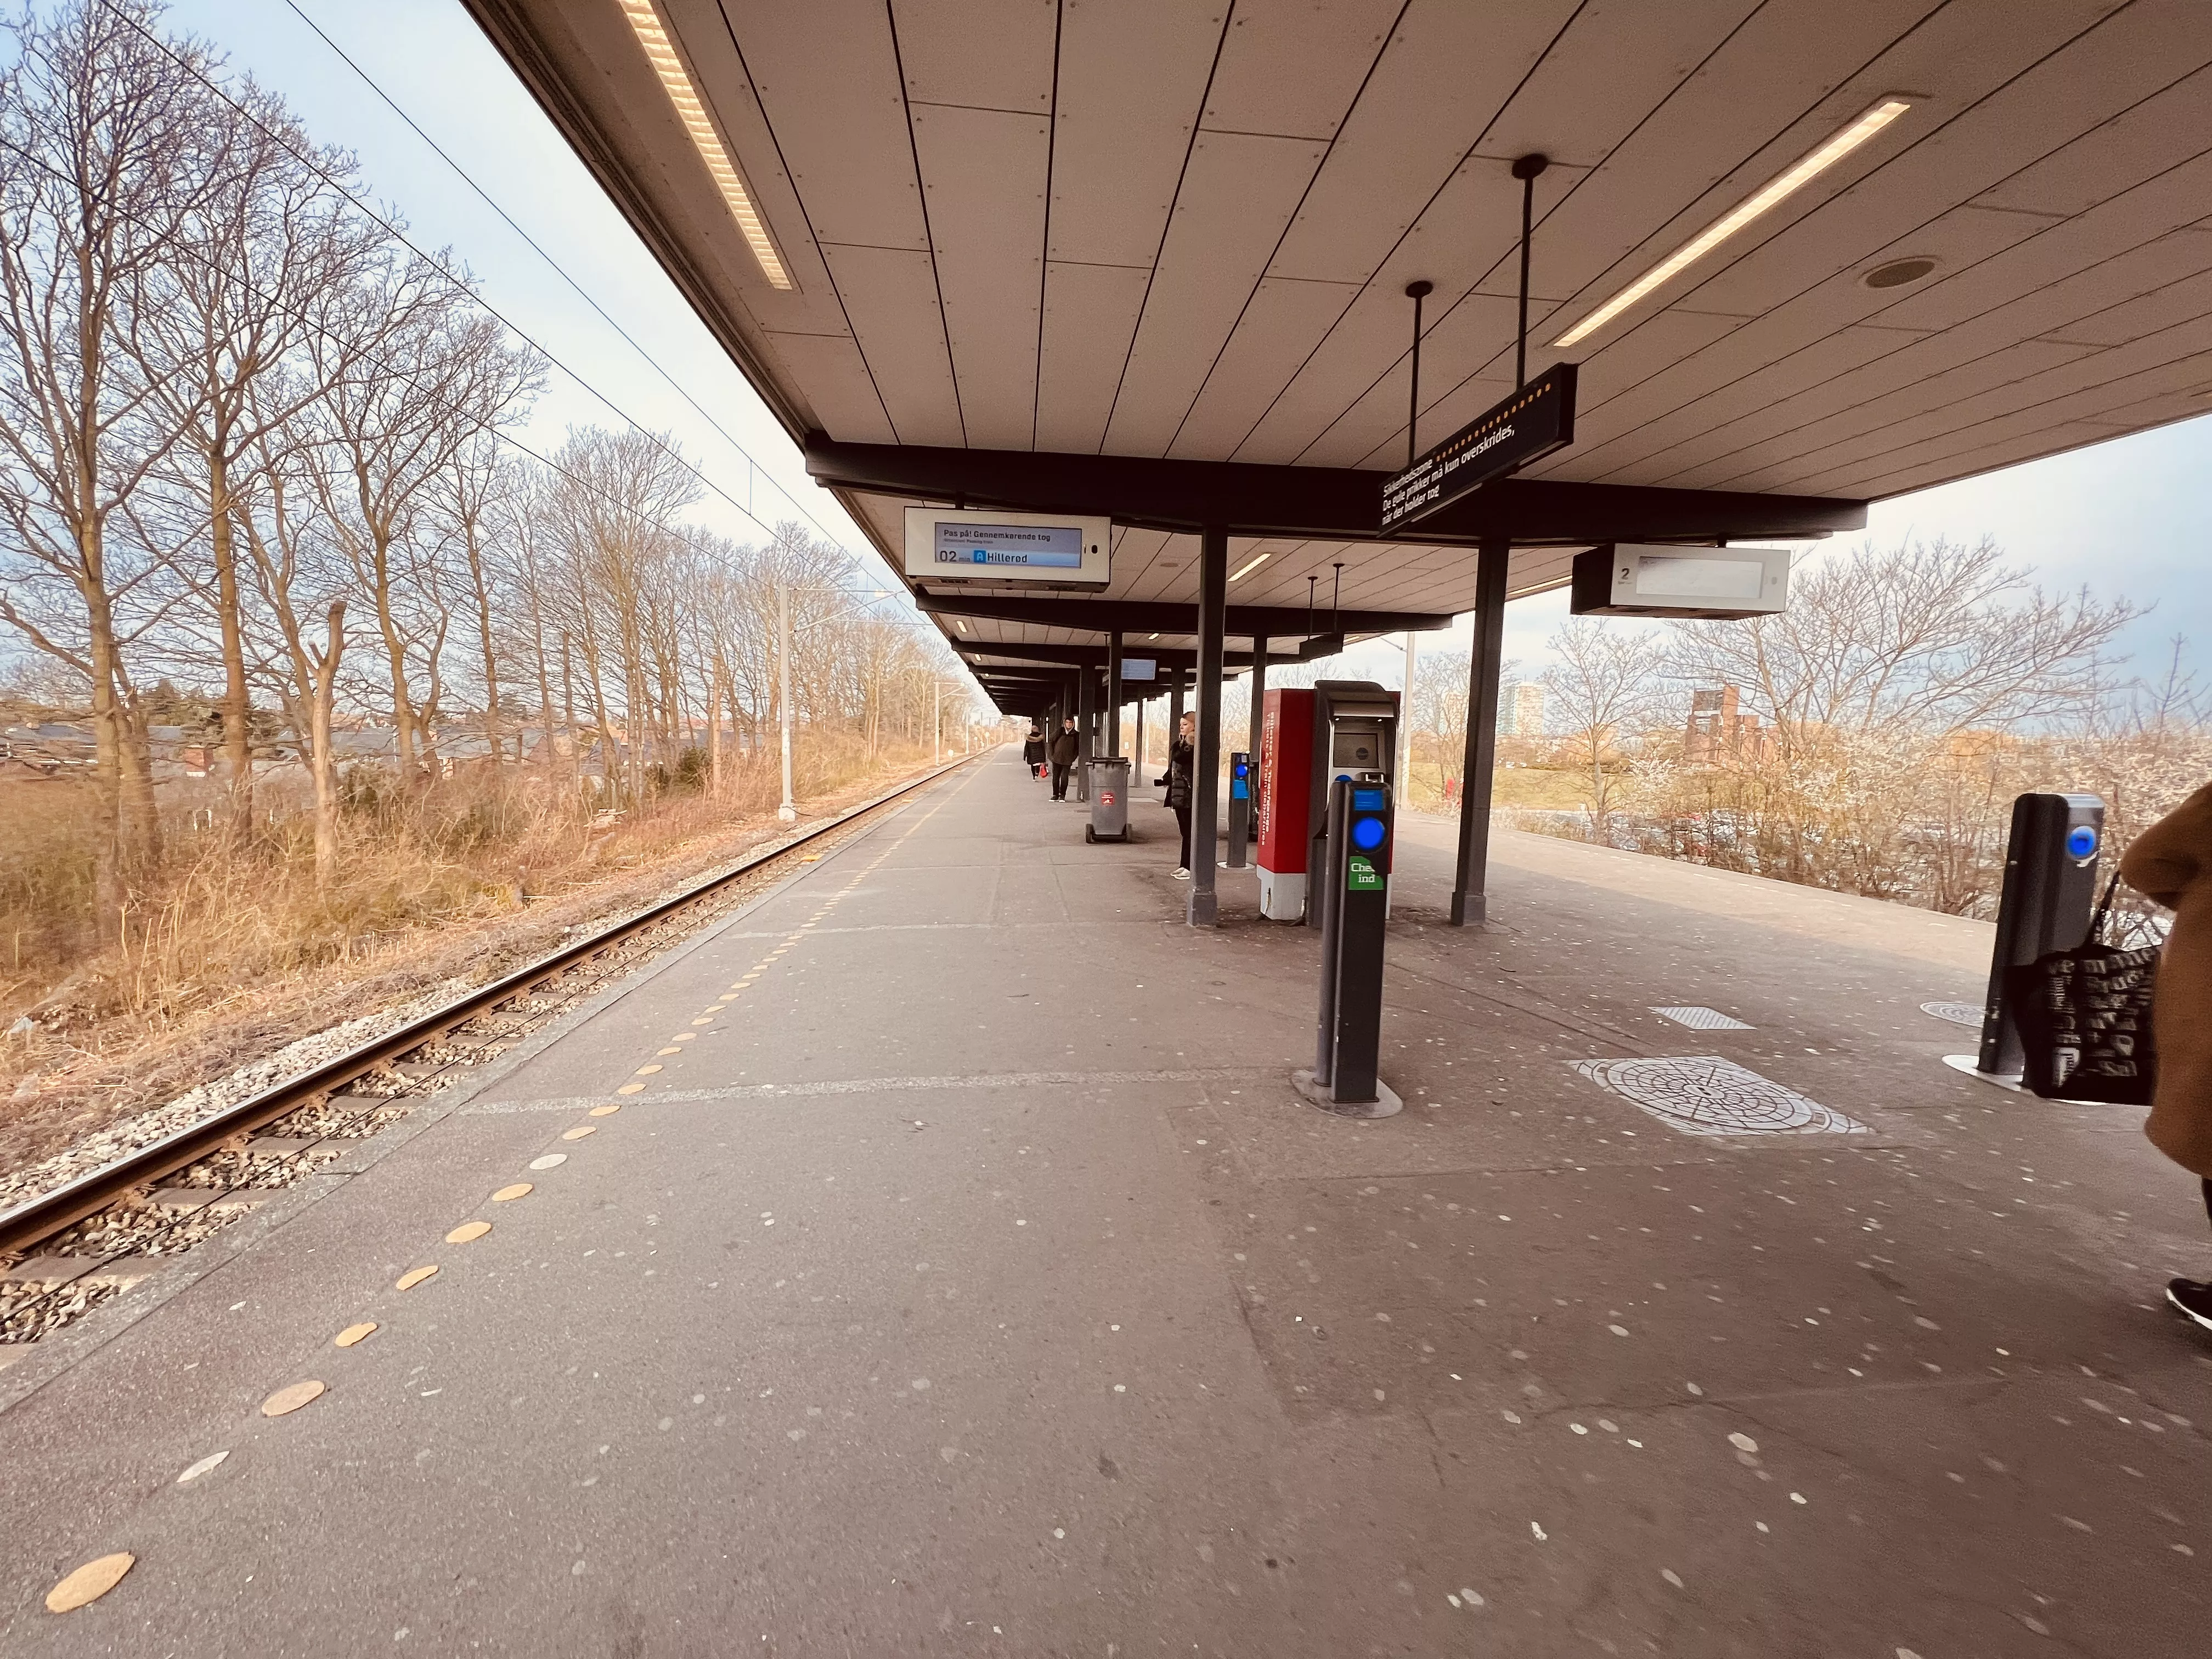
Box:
[1378,153,1575,538]
[1404,279,1432,471]
[1511,153,1547,391]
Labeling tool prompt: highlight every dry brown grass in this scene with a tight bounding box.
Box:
[0,731,957,1179]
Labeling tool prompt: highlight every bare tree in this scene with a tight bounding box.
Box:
[136,76,381,828]
[1543,619,1667,837]
[231,410,348,879]
[308,255,539,785]
[432,434,522,764]
[1664,537,2139,888]
[0,0,227,919]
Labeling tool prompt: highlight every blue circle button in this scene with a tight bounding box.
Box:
[1351,816,1387,851]
[2066,825,2098,860]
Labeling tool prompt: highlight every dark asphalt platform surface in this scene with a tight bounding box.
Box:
[2,749,2205,1656]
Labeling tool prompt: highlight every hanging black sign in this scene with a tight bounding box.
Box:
[1378,362,1577,536]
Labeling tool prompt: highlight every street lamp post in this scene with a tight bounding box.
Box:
[933,678,941,763]
[777,580,796,823]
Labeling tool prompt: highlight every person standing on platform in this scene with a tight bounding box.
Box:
[1049,717,1080,801]
[2121,783,2212,1334]
[1167,709,1195,879]
[1022,723,1046,779]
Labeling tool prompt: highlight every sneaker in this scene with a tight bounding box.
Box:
[1172,867,1191,879]
[2168,1278,2212,1334]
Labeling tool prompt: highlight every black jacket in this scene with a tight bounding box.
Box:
[1166,736,1193,808]
[1022,732,1046,765]
[1049,729,1081,764]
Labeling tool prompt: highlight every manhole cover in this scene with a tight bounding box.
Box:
[1570,1057,1869,1138]
[1921,1002,1981,1028]
[1651,1006,1752,1030]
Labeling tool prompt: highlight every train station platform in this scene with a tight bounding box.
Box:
[5,749,2207,1656]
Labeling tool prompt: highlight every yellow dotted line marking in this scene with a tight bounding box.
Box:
[396,1265,439,1291]
[445,1220,492,1245]
[493,1182,533,1201]
[562,1124,597,1141]
[590,1103,621,1118]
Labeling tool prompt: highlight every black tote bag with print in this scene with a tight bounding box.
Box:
[2004,876,2159,1105]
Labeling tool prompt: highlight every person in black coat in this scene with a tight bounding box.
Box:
[1022,724,1046,778]
[1167,710,1195,878]
[1048,718,1080,800]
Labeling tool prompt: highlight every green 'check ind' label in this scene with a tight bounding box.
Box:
[1346,854,1383,891]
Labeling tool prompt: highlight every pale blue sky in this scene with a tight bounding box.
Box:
[158,0,2212,695]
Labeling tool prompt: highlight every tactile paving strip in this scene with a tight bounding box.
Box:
[1651,1005,1753,1030]
[1570,1056,1870,1138]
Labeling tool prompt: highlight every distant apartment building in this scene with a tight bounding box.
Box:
[1683,685,1767,763]
[1497,681,1545,737]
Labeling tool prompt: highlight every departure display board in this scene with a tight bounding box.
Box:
[903,507,1111,586]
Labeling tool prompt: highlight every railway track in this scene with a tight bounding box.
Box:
[0,755,977,1347]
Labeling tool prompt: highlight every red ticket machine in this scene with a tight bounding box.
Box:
[1256,689,1315,920]
[1257,681,1400,923]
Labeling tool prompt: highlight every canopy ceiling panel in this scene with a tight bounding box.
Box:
[466,0,2212,714]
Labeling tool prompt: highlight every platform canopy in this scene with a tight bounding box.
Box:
[466,0,2212,710]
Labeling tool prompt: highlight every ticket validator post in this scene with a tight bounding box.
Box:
[1294,774,1403,1118]
[1226,751,1252,868]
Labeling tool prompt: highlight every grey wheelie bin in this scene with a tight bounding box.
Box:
[1085,757,1131,843]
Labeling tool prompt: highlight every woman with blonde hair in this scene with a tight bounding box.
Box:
[1167,710,1195,879]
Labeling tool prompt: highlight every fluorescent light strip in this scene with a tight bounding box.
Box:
[617,0,793,291]
[1553,97,1912,349]
[1229,552,1271,582]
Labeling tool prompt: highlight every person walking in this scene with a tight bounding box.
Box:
[1167,709,1195,878]
[1022,723,1046,779]
[1048,716,1080,801]
[2120,782,2212,1333]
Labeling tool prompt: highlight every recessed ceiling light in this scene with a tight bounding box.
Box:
[1553,96,1914,348]
[1229,552,1271,583]
[617,0,793,290]
[1862,256,1938,290]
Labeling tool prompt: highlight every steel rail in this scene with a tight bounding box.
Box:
[0,755,979,1259]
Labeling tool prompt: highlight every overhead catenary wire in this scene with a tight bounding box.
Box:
[270,0,855,560]
[98,0,855,565]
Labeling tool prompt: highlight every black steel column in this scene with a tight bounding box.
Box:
[1189,525,1229,926]
[1133,692,1147,781]
[1449,534,1512,926]
[1076,667,1094,802]
[1168,676,1185,791]
[1107,631,1123,758]
[1246,633,1268,782]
